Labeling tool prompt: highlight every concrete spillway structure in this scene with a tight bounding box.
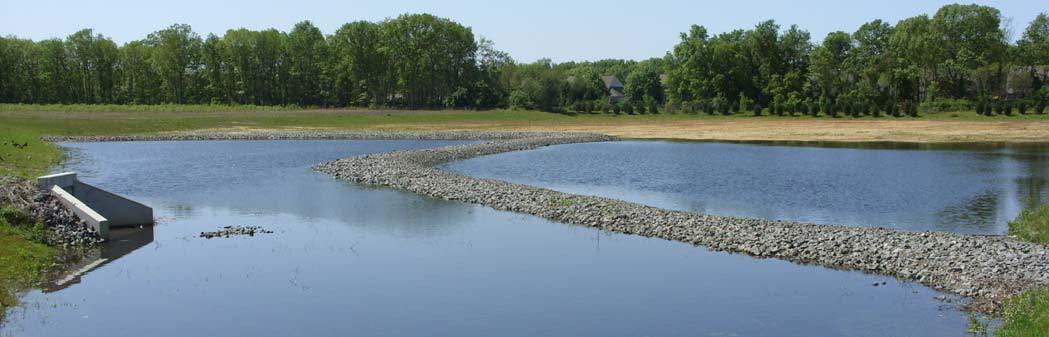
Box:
[37,172,153,238]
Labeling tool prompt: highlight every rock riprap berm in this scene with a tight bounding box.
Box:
[311,132,1049,313]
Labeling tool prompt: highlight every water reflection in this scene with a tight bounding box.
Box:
[935,191,998,232]
[161,203,196,219]
[5,204,975,337]
[1017,151,1049,210]
[57,140,482,239]
[1,140,983,337]
[447,141,1049,234]
[45,226,155,292]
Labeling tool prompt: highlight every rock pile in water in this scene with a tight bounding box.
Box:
[200,226,273,239]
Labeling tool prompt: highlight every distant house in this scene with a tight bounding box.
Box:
[1005,65,1048,98]
[601,75,626,103]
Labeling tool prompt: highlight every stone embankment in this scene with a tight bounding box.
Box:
[311,133,1049,313]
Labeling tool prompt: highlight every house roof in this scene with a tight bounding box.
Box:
[601,75,624,90]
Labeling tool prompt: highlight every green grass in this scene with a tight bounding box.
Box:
[0,109,572,136]
[1009,204,1049,245]
[0,103,293,113]
[995,289,1049,337]
[0,207,56,321]
[0,125,65,179]
[991,205,1049,336]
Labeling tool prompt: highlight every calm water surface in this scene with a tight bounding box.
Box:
[447,141,1049,234]
[2,140,979,337]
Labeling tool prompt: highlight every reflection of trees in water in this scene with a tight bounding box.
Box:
[327,189,479,238]
[163,203,196,219]
[935,191,999,232]
[935,150,1049,233]
[49,146,95,176]
[1016,151,1049,210]
[1017,176,1048,210]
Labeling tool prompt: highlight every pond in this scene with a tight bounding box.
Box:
[447,141,1049,235]
[2,140,980,337]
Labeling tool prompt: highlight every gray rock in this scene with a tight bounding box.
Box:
[200,225,273,239]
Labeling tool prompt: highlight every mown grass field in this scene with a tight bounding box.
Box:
[1,104,1048,155]
[0,103,293,113]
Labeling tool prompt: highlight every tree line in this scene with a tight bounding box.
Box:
[0,14,510,109]
[0,5,1047,116]
[514,4,1049,116]
[663,4,1049,116]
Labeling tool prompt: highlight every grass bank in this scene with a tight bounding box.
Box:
[0,116,65,317]
[0,207,55,322]
[985,205,1049,336]
[1009,204,1049,245]
[995,289,1049,337]
[0,125,64,179]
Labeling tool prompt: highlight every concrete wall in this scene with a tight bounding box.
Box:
[37,172,77,191]
[38,172,154,239]
[49,185,110,238]
[72,181,153,227]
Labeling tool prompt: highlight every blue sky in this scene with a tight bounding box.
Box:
[0,0,1043,62]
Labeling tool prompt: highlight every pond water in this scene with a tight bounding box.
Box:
[2,140,980,337]
[447,141,1049,235]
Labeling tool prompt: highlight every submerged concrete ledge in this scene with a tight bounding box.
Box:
[312,133,1049,313]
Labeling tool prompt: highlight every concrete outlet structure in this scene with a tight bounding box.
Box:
[37,172,153,238]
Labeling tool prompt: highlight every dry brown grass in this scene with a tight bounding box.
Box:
[5,108,1049,144]
[548,119,1049,143]
[186,118,1049,144]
